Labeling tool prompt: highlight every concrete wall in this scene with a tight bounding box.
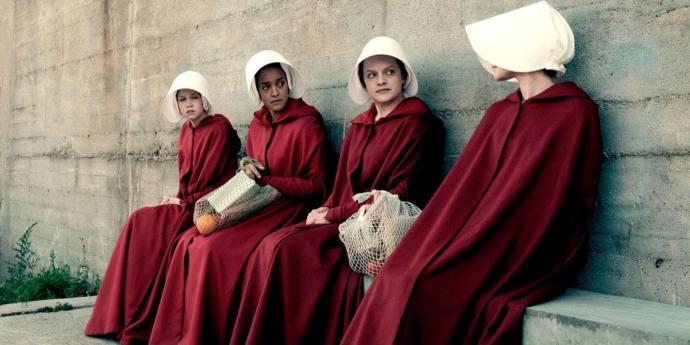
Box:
[0,0,688,307]
[0,0,15,273]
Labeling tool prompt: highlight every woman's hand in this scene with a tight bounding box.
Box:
[161,195,181,205]
[243,163,265,180]
[306,207,330,225]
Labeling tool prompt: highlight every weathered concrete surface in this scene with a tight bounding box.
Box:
[0,0,15,280]
[523,289,690,344]
[573,1,690,309]
[0,306,116,344]
[0,0,688,309]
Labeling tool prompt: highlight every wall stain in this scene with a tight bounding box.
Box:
[603,149,690,160]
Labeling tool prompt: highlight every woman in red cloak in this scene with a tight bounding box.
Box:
[142,51,333,345]
[341,2,603,344]
[84,71,241,341]
[229,36,444,345]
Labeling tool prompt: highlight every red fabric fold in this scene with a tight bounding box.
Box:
[323,97,444,223]
[341,82,603,345]
[84,114,240,342]
[229,97,444,345]
[143,98,333,345]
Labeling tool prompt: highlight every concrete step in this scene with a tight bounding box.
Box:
[2,290,690,344]
[0,295,96,317]
[524,289,690,344]
[0,304,116,344]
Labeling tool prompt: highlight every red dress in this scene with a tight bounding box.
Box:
[144,98,333,345]
[84,115,241,341]
[229,97,444,345]
[341,82,603,345]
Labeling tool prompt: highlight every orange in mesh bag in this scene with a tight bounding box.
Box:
[193,169,281,236]
[338,190,421,277]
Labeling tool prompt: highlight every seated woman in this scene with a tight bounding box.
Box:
[341,2,603,344]
[229,36,444,345]
[85,71,241,341]
[142,51,334,344]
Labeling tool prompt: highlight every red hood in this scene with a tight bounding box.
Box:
[253,98,320,125]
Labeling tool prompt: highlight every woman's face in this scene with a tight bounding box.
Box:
[176,89,207,125]
[362,55,405,107]
[257,66,289,116]
[491,66,517,81]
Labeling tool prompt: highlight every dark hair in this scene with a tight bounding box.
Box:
[357,56,409,89]
[254,62,286,87]
[542,69,558,78]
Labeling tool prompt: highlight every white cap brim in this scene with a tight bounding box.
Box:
[161,71,213,123]
[245,50,305,108]
[465,1,575,79]
[347,36,418,105]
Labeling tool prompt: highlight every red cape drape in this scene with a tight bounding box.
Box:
[229,97,444,345]
[341,82,603,345]
[85,115,240,341]
[142,98,333,345]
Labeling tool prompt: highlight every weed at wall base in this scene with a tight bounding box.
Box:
[0,223,101,305]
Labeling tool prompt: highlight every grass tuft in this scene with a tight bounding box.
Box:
[0,223,101,305]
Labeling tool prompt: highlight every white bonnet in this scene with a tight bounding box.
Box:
[244,50,305,108]
[347,36,419,105]
[465,1,575,80]
[160,71,214,123]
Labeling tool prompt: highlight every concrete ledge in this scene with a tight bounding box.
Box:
[0,306,116,344]
[523,289,690,344]
[0,296,96,317]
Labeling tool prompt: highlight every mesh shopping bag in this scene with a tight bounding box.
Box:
[193,170,280,236]
[338,190,421,277]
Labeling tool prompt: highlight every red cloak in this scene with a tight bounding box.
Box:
[84,114,240,341]
[143,98,333,345]
[229,97,444,345]
[341,82,603,344]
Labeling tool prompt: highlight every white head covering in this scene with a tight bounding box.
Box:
[465,1,575,80]
[160,71,214,123]
[244,50,305,108]
[347,36,419,105]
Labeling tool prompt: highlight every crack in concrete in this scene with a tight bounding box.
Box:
[435,107,487,119]
[9,148,177,162]
[604,149,690,160]
[655,5,690,18]
[311,81,348,91]
[595,93,690,107]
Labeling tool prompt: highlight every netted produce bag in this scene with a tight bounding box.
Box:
[193,169,280,236]
[338,190,421,277]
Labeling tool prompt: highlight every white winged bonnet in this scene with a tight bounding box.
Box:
[244,50,305,108]
[347,36,419,105]
[465,1,575,80]
[160,71,214,123]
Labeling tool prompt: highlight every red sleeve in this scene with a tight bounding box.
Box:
[382,134,427,201]
[383,117,443,207]
[252,114,332,202]
[324,199,366,224]
[325,120,439,223]
[320,128,355,223]
[257,141,329,200]
[178,122,240,206]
